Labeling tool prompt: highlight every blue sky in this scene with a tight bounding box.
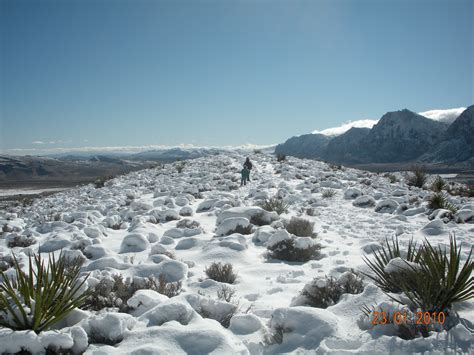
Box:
[1,0,472,154]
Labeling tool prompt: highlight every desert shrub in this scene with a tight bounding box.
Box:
[253,149,262,154]
[301,271,364,308]
[176,161,186,173]
[176,218,201,229]
[249,212,270,226]
[362,237,422,293]
[94,175,114,189]
[267,238,321,262]
[387,174,398,183]
[205,262,237,284]
[328,163,342,171]
[0,253,90,333]
[431,176,446,192]
[228,224,253,235]
[321,189,337,199]
[83,274,181,312]
[259,197,289,215]
[427,192,458,213]
[196,301,237,329]
[276,154,286,162]
[6,234,37,248]
[407,166,428,188]
[363,234,473,314]
[217,285,236,303]
[285,217,315,237]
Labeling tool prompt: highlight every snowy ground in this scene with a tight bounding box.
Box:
[0,152,472,354]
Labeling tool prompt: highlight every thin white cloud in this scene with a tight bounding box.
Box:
[32,141,45,145]
[313,119,378,136]
[418,107,465,124]
[0,143,276,156]
[313,107,466,137]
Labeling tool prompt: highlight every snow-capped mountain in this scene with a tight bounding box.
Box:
[420,105,474,164]
[276,106,473,166]
[358,109,447,163]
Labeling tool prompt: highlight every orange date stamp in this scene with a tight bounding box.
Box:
[371,311,446,325]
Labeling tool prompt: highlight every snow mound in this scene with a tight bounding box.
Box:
[215,217,251,236]
[352,195,376,208]
[269,307,338,351]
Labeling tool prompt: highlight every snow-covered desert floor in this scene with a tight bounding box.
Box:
[0,152,472,354]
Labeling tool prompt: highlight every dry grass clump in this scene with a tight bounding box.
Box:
[285,217,315,237]
[205,262,238,284]
[267,238,321,262]
[82,274,181,312]
[6,234,37,248]
[301,271,364,308]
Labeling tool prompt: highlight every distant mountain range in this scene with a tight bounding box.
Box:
[275,105,474,167]
[0,146,272,187]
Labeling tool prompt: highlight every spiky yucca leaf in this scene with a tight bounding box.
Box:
[0,252,91,333]
[259,197,289,215]
[428,192,458,213]
[397,234,473,313]
[431,176,446,192]
[362,237,422,293]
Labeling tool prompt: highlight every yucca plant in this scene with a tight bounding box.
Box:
[362,237,422,293]
[0,252,91,333]
[321,189,337,199]
[427,192,458,213]
[259,197,289,215]
[431,176,446,192]
[407,165,428,188]
[363,234,473,314]
[396,234,473,313]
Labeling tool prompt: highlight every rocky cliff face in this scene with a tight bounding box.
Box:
[359,109,447,163]
[420,105,474,164]
[324,127,370,164]
[275,106,473,166]
[274,133,330,159]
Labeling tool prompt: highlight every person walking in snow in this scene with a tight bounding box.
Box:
[241,166,250,186]
[243,157,252,182]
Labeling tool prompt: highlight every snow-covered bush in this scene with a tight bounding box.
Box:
[83,274,181,312]
[285,217,315,237]
[0,252,90,333]
[259,197,289,215]
[205,262,237,284]
[298,271,364,308]
[6,233,36,248]
[267,236,321,262]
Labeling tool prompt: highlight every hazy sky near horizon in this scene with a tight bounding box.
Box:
[1,0,472,153]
